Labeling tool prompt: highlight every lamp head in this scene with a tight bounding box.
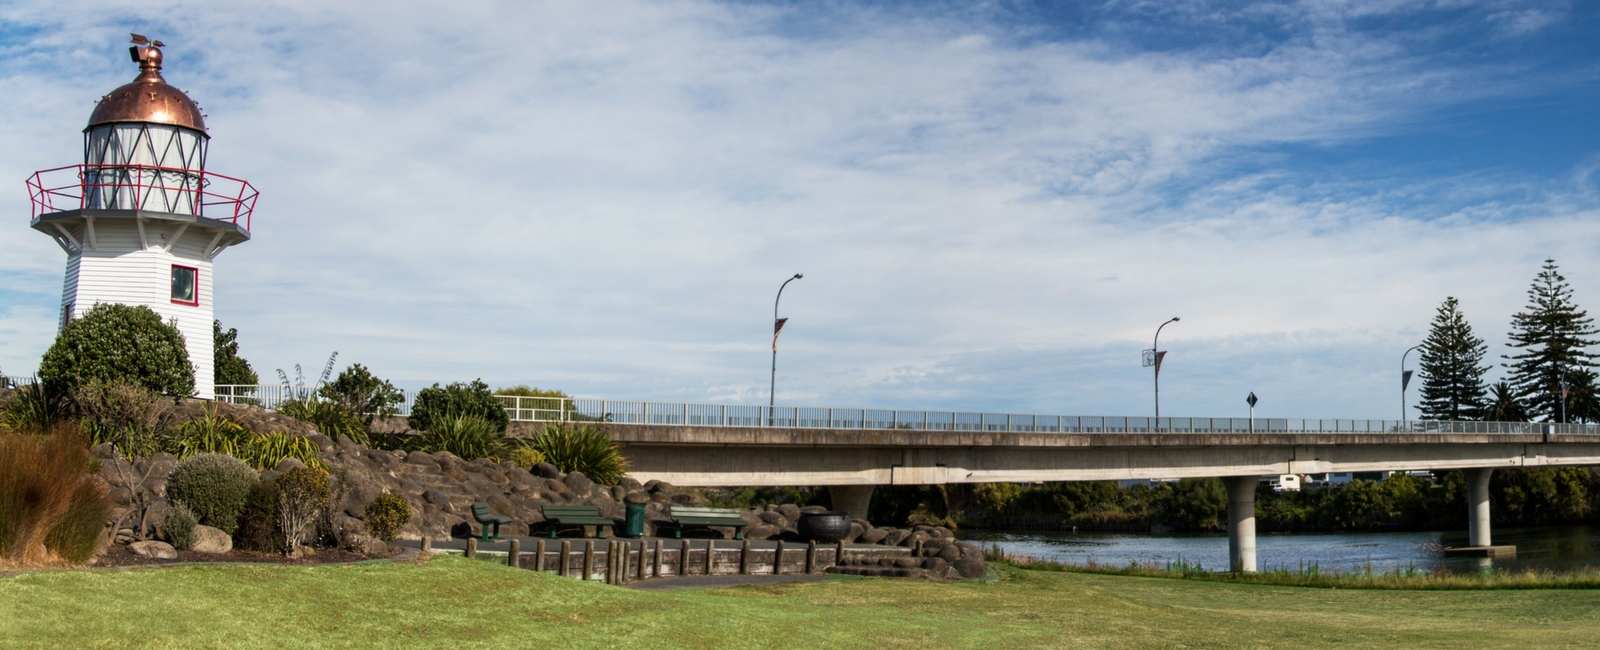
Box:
[794,273,804,279]
[1171,317,1180,322]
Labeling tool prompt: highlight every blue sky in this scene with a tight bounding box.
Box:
[2,0,1599,418]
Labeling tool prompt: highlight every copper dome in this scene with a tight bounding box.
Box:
[86,42,206,133]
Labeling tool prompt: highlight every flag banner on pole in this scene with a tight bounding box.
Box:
[773,318,788,351]
[1402,370,1413,391]
[1154,351,1167,377]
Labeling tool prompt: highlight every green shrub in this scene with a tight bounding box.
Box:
[213,320,258,386]
[415,413,505,461]
[509,444,545,468]
[527,424,629,485]
[233,481,281,553]
[74,380,174,459]
[165,453,257,535]
[163,502,197,551]
[409,379,507,434]
[363,493,411,541]
[38,304,194,399]
[321,364,404,423]
[0,380,65,433]
[276,467,330,555]
[0,425,108,565]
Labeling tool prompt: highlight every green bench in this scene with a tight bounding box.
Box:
[668,506,748,540]
[471,502,513,543]
[540,505,617,539]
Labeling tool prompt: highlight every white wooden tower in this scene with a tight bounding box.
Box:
[27,36,257,399]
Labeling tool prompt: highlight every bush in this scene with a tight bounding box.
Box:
[276,467,330,555]
[363,493,411,541]
[75,380,174,459]
[0,425,110,565]
[415,413,505,461]
[509,444,545,468]
[321,364,403,423]
[163,502,197,551]
[213,320,258,386]
[527,424,629,485]
[409,379,507,434]
[0,380,66,433]
[165,453,257,535]
[38,304,194,399]
[233,481,281,553]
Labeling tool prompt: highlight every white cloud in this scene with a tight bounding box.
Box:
[0,0,1594,418]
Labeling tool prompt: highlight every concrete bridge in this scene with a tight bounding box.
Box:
[600,423,1600,572]
[209,387,1600,573]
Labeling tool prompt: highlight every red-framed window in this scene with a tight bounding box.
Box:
[171,265,199,306]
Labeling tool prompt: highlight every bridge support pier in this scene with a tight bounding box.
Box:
[1223,476,1258,573]
[829,485,875,521]
[1468,468,1493,547]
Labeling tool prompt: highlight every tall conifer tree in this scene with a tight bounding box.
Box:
[1417,297,1489,420]
[1503,259,1598,422]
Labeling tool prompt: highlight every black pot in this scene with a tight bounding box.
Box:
[798,511,853,543]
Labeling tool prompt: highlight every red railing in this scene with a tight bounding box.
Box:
[26,164,257,232]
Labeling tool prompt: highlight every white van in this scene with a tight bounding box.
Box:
[1262,474,1301,492]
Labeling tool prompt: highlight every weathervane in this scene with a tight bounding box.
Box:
[129,33,165,69]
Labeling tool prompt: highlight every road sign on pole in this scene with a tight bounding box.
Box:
[1247,392,1257,433]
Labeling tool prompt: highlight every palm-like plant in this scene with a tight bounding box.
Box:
[1484,381,1529,422]
[527,424,628,485]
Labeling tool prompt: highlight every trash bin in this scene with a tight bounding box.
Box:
[623,501,646,538]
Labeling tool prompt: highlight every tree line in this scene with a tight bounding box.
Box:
[1418,259,1599,422]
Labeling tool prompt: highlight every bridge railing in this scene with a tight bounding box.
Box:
[134,384,1600,435]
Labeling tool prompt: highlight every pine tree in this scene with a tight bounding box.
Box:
[1417,297,1489,420]
[1503,259,1599,422]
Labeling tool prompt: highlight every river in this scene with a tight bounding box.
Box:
[964,526,1600,574]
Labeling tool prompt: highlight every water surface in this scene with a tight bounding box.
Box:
[963,526,1600,574]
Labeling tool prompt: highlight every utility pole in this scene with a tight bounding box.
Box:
[1144,317,1180,425]
[1402,344,1421,422]
[769,273,803,426]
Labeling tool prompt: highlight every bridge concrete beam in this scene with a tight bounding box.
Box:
[609,430,1600,487]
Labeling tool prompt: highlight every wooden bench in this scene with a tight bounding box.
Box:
[471,502,514,542]
[540,505,617,539]
[668,506,748,540]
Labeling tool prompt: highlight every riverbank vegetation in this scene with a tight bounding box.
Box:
[5,555,1600,648]
[865,468,1599,533]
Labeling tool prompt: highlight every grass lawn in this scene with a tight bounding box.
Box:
[3,555,1599,649]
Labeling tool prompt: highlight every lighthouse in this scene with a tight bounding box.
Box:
[27,36,257,399]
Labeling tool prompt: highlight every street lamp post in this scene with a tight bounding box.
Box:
[1402,344,1421,422]
[769,273,803,425]
[1150,317,1180,425]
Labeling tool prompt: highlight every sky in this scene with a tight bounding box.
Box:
[1,0,1598,419]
